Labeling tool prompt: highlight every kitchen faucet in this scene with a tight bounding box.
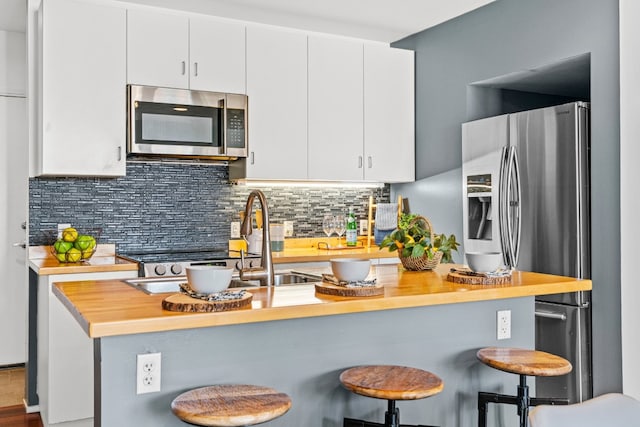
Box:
[239,190,274,286]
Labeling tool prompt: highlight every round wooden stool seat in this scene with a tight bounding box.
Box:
[171,384,291,427]
[340,365,444,401]
[477,347,572,377]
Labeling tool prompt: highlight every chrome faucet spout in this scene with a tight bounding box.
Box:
[239,190,274,286]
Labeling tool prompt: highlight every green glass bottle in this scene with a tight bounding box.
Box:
[346,207,358,246]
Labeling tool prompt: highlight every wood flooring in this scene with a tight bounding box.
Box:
[0,367,43,427]
[0,406,43,427]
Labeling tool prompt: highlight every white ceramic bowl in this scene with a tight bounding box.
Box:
[330,258,371,282]
[466,252,502,273]
[186,266,234,294]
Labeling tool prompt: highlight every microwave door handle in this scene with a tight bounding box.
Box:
[221,97,227,155]
[498,147,511,268]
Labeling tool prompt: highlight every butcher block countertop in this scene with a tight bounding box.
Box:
[52,263,591,339]
[29,244,138,275]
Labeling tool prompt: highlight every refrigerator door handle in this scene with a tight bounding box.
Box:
[508,147,522,268]
[498,147,511,267]
[535,310,567,321]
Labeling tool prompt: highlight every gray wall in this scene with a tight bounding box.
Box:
[97,297,534,427]
[392,0,621,395]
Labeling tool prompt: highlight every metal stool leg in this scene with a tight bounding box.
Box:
[478,392,488,427]
[517,375,530,427]
[385,400,399,427]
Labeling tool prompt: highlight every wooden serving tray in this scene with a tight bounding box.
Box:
[446,270,512,285]
[162,292,252,312]
[317,242,364,250]
[314,282,384,297]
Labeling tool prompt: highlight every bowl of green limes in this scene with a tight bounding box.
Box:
[50,227,101,263]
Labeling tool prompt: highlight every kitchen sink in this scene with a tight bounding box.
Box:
[124,271,321,295]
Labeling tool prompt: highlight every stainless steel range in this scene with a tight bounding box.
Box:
[119,248,261,278]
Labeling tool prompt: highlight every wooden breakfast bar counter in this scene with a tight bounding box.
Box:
[53,264,590,427]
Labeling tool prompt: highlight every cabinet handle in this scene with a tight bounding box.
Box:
[194,62,198,77]
[12,242,26,249]
[358,156,363,168]
[117,145,122,161]
[368,156,373,169]
[181,61,186,75]
[250,151,255,165]
[21,221,26,230]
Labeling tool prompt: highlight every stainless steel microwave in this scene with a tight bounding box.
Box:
[127,85,247,159]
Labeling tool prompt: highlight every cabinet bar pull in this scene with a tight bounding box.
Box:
[194,62,198,77]
[181,61,186,75]
[358,156,363,168]
[250,151,255,165]
[117,145,122,161]
[368,156,373,169]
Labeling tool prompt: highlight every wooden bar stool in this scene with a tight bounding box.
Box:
[340,365,444,427]
[477,347,572,427]
[171,384,291,426]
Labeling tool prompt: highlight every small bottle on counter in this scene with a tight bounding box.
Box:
[346,207,358,247]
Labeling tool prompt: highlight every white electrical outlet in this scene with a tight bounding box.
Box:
[231,222,241,238]
[359,219,368,235]
[136,352,161,394]
[497,310,511,340]
[284,221,294,237]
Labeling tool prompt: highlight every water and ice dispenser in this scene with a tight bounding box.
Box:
[466,174,493,241]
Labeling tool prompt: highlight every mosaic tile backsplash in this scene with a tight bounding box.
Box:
[29,161,390,254]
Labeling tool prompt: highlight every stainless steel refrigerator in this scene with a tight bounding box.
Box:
[462,102,592,404]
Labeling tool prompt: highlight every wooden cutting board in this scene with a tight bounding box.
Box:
[446,270,512,285]
[314,282,384,297]
[162,292,252,312]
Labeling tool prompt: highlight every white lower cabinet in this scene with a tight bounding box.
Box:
[37,270,137,426]
[36,0,126,177]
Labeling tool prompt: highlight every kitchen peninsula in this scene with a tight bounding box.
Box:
[53,264,590,427]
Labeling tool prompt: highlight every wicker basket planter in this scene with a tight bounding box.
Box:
[397,216,442,271]
[399,250,442,271]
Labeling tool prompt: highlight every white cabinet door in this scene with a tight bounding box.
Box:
[244,26,307,180]
[190,17,245,94]
[127,8,189,89]
[308,35,363,181]
[37,270,137,425]
[364,45,415,183]
[39,0,126,176]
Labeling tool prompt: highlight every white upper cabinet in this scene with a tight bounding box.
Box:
[307,35,363,181]
[234,25,307,180]
[127,9,189,89]
[363,44,415,183]
[189,17,245,94]
[38,0,126,176]
[127,9,246,93]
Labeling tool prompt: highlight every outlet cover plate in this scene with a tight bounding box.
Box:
[230,222,241,238]
[136,352,161,394]
[497,310,511,340]
[284,221,294,237]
